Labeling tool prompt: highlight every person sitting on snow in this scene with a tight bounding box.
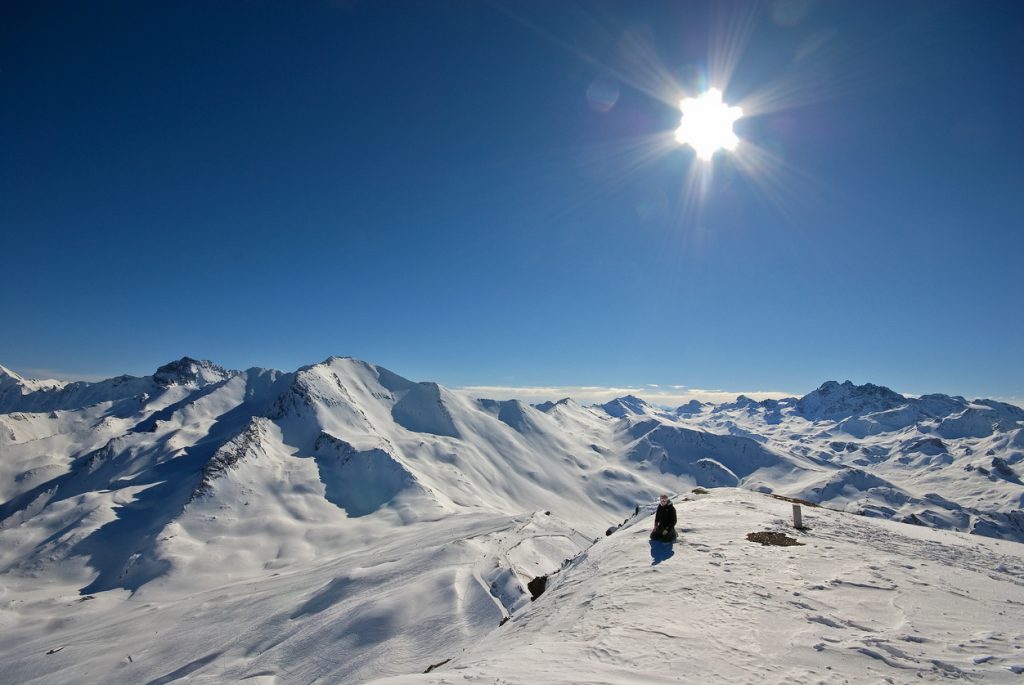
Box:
[650,494,677,541]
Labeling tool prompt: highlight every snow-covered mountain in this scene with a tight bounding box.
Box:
[1,357,1022,683]
[668,379,1024,540]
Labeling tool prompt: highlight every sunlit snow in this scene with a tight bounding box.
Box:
[1,359,1022,683]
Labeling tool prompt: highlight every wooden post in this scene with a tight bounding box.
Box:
[792,504,803,529]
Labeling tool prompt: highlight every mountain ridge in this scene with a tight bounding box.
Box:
[2,356,1023,683]
[1,356,1020,560]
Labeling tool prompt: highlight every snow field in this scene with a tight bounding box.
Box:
[371,490,1024,684]
[0,510,592,684]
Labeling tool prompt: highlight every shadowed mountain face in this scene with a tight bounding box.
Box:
[1,361,1022,600]
[313,434,417,517]
[796,380,908,420]
[626,424,786,484]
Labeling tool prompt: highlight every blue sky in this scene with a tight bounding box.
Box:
[3,1,1022,402]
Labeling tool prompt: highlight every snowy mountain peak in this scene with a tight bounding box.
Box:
[0,364,67,405]
[153,357,232,387]
[533,397,575,413]
[313,355,376,375]
[598,394,650,417]
[0,364,25,383]
[675,399,706,415]
[797,379,906,420]
[731,395,761,409]
[300,356,417,396]
[975,398,1024,421]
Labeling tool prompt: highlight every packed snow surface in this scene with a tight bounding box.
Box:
[375,490,1024,684]
[1,357,1022,683]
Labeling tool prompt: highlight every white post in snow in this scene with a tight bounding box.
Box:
[792,504,803,529]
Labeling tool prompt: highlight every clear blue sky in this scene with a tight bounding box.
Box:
[3,1,1022,401]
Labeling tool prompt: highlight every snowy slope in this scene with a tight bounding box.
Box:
[1,359,1023,683]
[1,508,593,684]
[4,489,1021,684]
[371,489,1024,684]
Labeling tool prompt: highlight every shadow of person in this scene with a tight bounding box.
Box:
[649,539,675,566]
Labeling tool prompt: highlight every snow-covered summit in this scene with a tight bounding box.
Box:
[0,363,24,383]
[533,397,572,413]
[152,356,232,387]
[0,364,66,402]
[797,380,907,420]
[674,398,706,415]
[597,394,652,417]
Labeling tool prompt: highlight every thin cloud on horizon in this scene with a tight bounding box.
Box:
[454,385,794,407]
[17,368,112,383]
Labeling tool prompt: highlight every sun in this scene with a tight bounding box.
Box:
[674,88,743,161]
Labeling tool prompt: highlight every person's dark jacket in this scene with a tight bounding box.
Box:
[654,502,677,530]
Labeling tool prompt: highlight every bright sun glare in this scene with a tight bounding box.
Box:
[674,88,743,161]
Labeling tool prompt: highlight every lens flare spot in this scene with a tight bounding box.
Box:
[635,188,668,221]
[586,78,620,113]
[674,88,743,161]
